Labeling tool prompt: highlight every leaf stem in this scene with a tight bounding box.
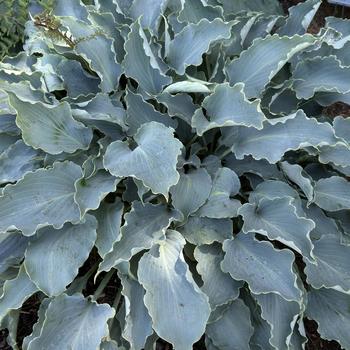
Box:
[218,148,232,160]
[92,269,115,301]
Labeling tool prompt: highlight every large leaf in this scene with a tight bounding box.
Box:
[60,18,122,93]
[222,233,301,301]
[192,83,266,136]
[277,0,321,36]
[74,169,120,217]
[206,299,254,350]
[314,176,350,211]
[0,161,81,236]
[0,265,37,321]
[226,34,316,98]
[120,274,153,350]
[128,0,167,33]
[170,168,212,218]
[98,202,180,273]
[9,94,92,155]
[24,215,97,296]
[279,161,314,203]
[123,20,171,95]
[305,234,350,293]
[222,110,338,163]
[167,19,232,75]
[177,216,233,245]
[239,197,315,261]
[0,140,42,185]
[125,90,176,135]
[26,293,115,350]
[197,167,241,218]
[104,122,182,198]
[254,293,300,350]
[293,56,350,99]
[93,199,123,258]
[138,230,211,350]
[306,288,350,349]
[194,243,243,309]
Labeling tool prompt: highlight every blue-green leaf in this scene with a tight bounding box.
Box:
[9,94,92,155]
[226,34,316,98]
[206,299,253,350]
[194,244,243,309]
[120,273,152,350]
[170,168,212,218]
[222,110,338,163]
[104,122,182,198]
[167,19,232,75]
[239,197,315,261]
[99,202,180,273]
[123,20,171,95]
[27,294,115,350]
[306,288,350,350]
[314,176,350,211]
[24,215,97,296]
[192,83,266,136]
[0,161,82,236]
[138,230,210,350]
[222,233,302,301]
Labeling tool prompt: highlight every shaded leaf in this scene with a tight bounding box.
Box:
[24,215,97,296]
[167,19,232,75]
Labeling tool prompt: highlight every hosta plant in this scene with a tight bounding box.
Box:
[1,0,350,349]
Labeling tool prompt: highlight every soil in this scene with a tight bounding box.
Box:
[1,1,349,349]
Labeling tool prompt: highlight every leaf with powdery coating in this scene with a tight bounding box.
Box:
[104,122,182,199]
[239,197,315,262]
[293,56,350,99]
[254,293,301,350]
[120,273,153,350]
[27,294,115,350]
[314,176,350,211]
[0,265,38,322]
[125,89,176,136]
[138,230,210,350]
[194,243,243,309]
[0,161,82,236]
[221,110,338,163]
[222,233,302,302]
[167,19,232,75]
[306,288,350,350]
[123,20,171,95]
[192,83,266,136]
[93,199,123,258]
[24,215,97,296]
[206,299,254,350]
[98,201,181,274]
[170,168,212,218]
[280,161,314,204]
[305,234,350,293]
[177,216,233,245]
[9,94,92,155]
[198,167,241,219]
[226,34,316,98]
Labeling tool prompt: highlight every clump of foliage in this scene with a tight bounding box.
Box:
[1,0,350,349]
